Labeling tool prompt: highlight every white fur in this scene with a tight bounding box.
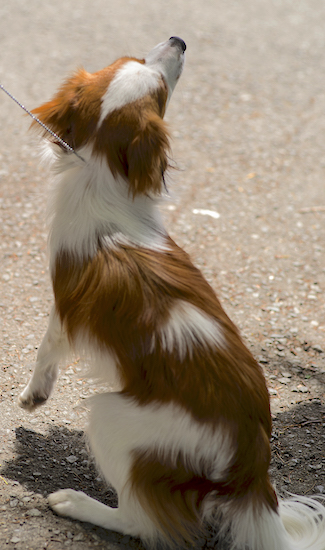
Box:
[158,299,226,359]
[145,38,185,98]
[46,144,169,267]
[279,496,325,550]
[217,496,325,550]
[98,61,163,126]
[18,307,69,410]
[76,335,121,389]
[218,502,294,550]
[88,393,232,482]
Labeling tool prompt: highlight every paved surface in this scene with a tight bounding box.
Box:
[1,0,325,548]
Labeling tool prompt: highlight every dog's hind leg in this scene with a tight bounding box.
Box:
[48,392,162,543]
[18,306,69,411]
[48,489,151,539]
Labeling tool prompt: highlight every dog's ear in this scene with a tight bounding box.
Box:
[31,69,98,150]
[126,114,170,196]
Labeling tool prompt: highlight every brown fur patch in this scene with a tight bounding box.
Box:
[93,89,170,196]
[130,436,277,547]
[130,448,212,545]
[53,237,270,423]
[53,236,276,522]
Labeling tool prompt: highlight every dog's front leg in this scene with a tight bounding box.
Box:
[18,307,69,411]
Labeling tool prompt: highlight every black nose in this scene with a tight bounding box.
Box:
[169,36,186,53]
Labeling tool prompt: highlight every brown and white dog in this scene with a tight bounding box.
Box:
[19,37,325,549]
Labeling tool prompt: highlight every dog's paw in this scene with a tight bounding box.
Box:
[49,489,93,522]
[18,385,48,411]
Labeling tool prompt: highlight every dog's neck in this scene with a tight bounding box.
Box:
[47,146,168,269]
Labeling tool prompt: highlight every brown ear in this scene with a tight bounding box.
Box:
[126,114,170,196]
[31,69,98,150]
[31,96,76,149]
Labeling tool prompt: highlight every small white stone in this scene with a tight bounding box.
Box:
[27,508,42,517]
[279,377,291,385]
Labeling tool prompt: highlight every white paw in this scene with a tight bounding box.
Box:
[18,384,49,411]
[48,489,93,522]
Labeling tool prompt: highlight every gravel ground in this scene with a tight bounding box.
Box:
[1,0,325,548]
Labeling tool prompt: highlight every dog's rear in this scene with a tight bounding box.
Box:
[19,38,325,549]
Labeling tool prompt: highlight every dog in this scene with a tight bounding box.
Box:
[18,37,325,549]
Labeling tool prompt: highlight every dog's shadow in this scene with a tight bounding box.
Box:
[1,425,117,504]
[1,426,145,548]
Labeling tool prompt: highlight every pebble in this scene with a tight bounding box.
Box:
[313,344,323,353]
[278,377,291,385]
[26,508,42,517]
[9,499,19,508]
[257,356,268,363]
[66,455,78,463]
[10,537,20,544]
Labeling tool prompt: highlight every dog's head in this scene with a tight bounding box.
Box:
[32,37,186,196]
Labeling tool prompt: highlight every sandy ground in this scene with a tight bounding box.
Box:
[0,0,325,548]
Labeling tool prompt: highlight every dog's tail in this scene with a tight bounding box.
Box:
[216,493,325,550]
[279,495,325,550]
